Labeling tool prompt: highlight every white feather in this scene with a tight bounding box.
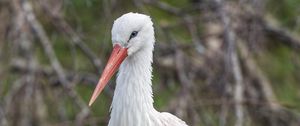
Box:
[108,12,188,126]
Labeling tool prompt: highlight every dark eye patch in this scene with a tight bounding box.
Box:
[129,31,138,40]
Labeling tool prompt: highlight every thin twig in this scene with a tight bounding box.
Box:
[183,15,205,54]
[22,0,91,122]
[214,0,245,126]
[263,20,300,51]
[39,1,102,71]
[237,39,280,110]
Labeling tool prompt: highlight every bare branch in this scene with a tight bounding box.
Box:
[183,15,205,54]
[22,0,91,121]
[263,19,300,51]
[39,1,103,71]
[214,0,245,126]
[237,39,280,110]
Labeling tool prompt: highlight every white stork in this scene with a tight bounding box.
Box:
[88,12,188,126]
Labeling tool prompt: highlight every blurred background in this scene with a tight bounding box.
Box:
[0,0,300,126]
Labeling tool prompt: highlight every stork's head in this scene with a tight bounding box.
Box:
[89,13,154,106]
[112,12,154,55]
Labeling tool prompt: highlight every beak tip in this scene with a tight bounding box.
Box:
[88,99,94,107]
[88,93,96,107]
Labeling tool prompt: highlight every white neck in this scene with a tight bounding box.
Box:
[108,46,161,126]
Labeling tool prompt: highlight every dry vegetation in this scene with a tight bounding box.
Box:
[0,0,300,126]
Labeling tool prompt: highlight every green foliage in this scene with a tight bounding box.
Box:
[76,84,111,117]
[160,0,190,8]
[267,0,300,31]
[257,43,300,112]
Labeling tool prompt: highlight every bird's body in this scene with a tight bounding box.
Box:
[89,13,188,126]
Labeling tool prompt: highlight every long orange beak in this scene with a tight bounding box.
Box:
[88,44,128,106]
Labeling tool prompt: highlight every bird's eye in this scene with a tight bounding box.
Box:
[129,31,138,40]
